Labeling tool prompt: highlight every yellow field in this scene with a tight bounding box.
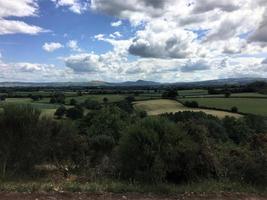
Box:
[134,99,241,118]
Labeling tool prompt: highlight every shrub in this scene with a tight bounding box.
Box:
[184,101,199,108]
[66,106,84,120]
[70,98,77,106]
[0,105,42,175]
[83,99,101,110]
[54,105,66,118]
[162,89,178,99]
[231,106,238,113]
[117,117,219,183]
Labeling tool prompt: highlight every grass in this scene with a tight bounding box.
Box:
[190,93,267,98]
[0,98,59,117]
[134,99,241,118]
[0,179,265,195]
[181,98,267,116]
[65,94,161,104]
[179,89,208,97]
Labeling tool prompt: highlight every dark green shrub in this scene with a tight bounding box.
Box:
[66,106,84,120]
[83,99,101,110]
[231,106,238,113]
[54,105,66,118]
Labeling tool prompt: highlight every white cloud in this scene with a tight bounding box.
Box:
[128,19,205,59]
[180,59,210,72]
[0,19,46,35]
[51,0,89,14]
[0,0,45,35]
[42,42,63,52]
[109,31,122,38]
[111,20,122,27]
[67,40,82,52]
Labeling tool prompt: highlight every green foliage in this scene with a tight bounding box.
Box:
[83,99,101,110]
[184,101,199,108]
[54,105,66,118]
[70,98,77,106]
[162,89,178,99]
[223,116,253,144]
[0,105,42,175]
[231,106,238,113]
[118,117,219,183]
[66,106,84,120]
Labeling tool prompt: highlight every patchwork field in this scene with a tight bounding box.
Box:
[65,94,160,104]
[0,98,59,117]
[134,99,241,118]
[181,98,267,116]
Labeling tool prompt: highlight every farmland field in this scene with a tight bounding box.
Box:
[0,98,59,117]
[65,94,160,104]
[179,89,208,96]
[181,98,267,116]
[134,99,241,118]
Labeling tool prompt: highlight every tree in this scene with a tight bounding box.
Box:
[0,96,6,101]
[225,91,231,98]
[83,99,101,110]
[70,98,77,106]
[103,97,109,104]
[184,101,199,108]
[49,97,56,104]
[162,89,178,99]
[0,105,42,175]
[66,106,84,120]
[54,106,66,118]
[231,106,238,113]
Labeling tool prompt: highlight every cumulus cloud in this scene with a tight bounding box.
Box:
[0,19,45,35]
[180,59,210,72]
[90,0,173,25]
[0,58,73,82]
[250,10,267,43]
[64,53,102,72]
[111,20,122,27]
[262,58,267,64]
[67,40,82,52]
[0,0,46,35]
[51,0,89,14]
[42,42,63,52]
[128,20,204,59]
[192,0,241,13]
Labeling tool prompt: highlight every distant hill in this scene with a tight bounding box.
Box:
[0,78,266,87]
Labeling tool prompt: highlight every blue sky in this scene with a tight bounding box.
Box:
[0,0,267,82]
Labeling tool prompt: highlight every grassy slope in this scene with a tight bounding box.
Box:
[181,98,267,116]
[134,99,241,118]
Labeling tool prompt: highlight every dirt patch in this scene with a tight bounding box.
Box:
[0,192,266,200]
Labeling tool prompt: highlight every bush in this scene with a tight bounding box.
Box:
[66,106,84,120]
[83,99,101,110]
[162,89,178,99]
[70,98,77,106]
[231,106,238,113]
[223,117,253,144]
[184,101,199,108]
[54,105,66,118]
[117,117,219,183]
[0,105,43,175]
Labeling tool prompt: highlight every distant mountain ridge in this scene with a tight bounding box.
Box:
[0,77,266,87]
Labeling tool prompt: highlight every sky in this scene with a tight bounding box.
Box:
[0,0,267,83]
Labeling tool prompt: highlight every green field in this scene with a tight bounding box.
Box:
[134,99,241,118]
[179,89,208,96]
[189,92,267,98]
[0,98,59,117]
[65,94,161,104]
[182,98,267,116]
